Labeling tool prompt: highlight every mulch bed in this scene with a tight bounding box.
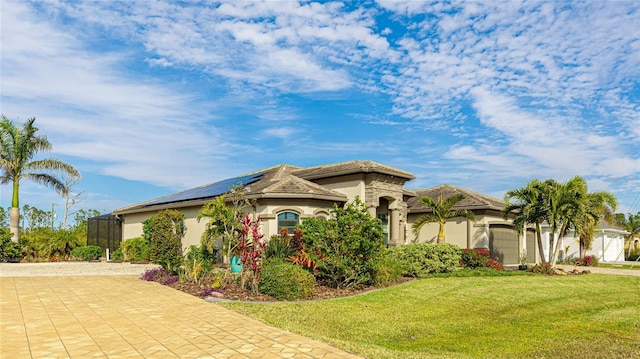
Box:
[155,272,413,302]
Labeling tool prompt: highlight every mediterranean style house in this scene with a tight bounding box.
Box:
[111,160,534,265]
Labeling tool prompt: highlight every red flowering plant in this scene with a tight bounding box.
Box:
[460,248,491,269]
[236,214,266,294]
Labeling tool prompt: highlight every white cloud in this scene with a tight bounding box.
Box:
[0,1,238,190]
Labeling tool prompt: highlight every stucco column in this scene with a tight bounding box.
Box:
[390,209,400,247]
[367,205,377,218]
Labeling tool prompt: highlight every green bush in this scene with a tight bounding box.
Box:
[264,228,298,261]
[149,210,185,273]
[0,228,22,262]
[111,248,124,261]
[259,259,316,300]
[372,252,403,287]
[298,198,386,288]
[120,236,151,261]
[19,228,83,261]
[179,245,214,285]
[389,243,462,277]
[70,245,103,261]
[628,248,640,261]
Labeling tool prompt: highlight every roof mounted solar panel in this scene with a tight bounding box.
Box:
[144,172,264,207]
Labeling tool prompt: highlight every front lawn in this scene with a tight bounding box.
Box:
[222,274,640,359]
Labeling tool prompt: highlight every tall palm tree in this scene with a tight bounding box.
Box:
[0,115,79,242]
[544,176,617,266]
[412,193,476,243]
[503,179,549,264]
[576,189,617,259]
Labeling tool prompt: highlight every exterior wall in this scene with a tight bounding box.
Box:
[121,205,209,251]
[312,174,366,202]
[406,210,509,249]
[406,209,524,264]
[541,228,627,263]
[121,198,338,252]
[254,198,338,239]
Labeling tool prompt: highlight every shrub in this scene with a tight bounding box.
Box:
[70,245,103,261]
[264,228,298,260]
[372,252,403,287]
[140,267,168,281]
[179,245,214,285]
[297,198,386,289]
[573,255,599,267]
[389,243,462,277]
[485,258,504,271]
[160,274,179,285]
[237,215,266,294]
[0,228,22,262]
[460,248,491,269]
[628,248,640,261]
[120,236,150,261]
[259,259,316,300]
[529,263,555,275]
[148,210,185,273]
[111,248,123,261]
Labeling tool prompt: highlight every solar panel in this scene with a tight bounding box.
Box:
[144,172,264,207]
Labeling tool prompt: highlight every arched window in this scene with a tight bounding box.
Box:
[277,211,300,234]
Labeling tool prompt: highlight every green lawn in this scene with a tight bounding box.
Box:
[597,263,640,270]
[222,274,640,359]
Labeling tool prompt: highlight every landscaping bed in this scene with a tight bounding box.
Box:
[150,269,413,302]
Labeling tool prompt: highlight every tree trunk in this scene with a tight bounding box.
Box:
[10,207,20,242]
[437,223,445,243]
[550,225,568,266]
[535,223,546,264]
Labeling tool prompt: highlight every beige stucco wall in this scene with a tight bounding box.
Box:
[254,198,337,239]
[121,205,210,251]
[120,198,338,252]
[312,174,366,202]
[406,210,510,250]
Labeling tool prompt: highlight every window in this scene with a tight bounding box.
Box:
[277,212,300,234]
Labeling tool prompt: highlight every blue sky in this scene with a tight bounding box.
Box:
[1,0,639,223]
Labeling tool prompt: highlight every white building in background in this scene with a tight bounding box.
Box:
[539,221,628,263]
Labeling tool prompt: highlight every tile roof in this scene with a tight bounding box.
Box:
[293,160,415,181]
[243,165,347,201]
[407,184,506,213]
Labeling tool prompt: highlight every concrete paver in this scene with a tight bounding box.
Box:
[0,275,362,358]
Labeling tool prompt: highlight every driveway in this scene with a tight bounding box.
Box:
[0,263,362,359]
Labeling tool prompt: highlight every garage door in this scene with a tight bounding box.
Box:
[489,224,519,264]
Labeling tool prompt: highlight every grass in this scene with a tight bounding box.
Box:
[221,274,640,359]
[596,263,640,270]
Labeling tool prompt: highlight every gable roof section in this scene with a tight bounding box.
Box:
[239,164,346,201]
[407,184,506,213]
[293,160,415,181]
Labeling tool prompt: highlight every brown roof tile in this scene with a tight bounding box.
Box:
[293,160,415,180]
[407,184,506,213]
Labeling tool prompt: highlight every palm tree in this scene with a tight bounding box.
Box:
[614,212,640,258]
[540,176,616,266]
[576,189,617,259]
[503,179,550,264]
[412,193,476,243]
[0,115,79,242]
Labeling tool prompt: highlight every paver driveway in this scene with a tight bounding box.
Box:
[0,275,362,358]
